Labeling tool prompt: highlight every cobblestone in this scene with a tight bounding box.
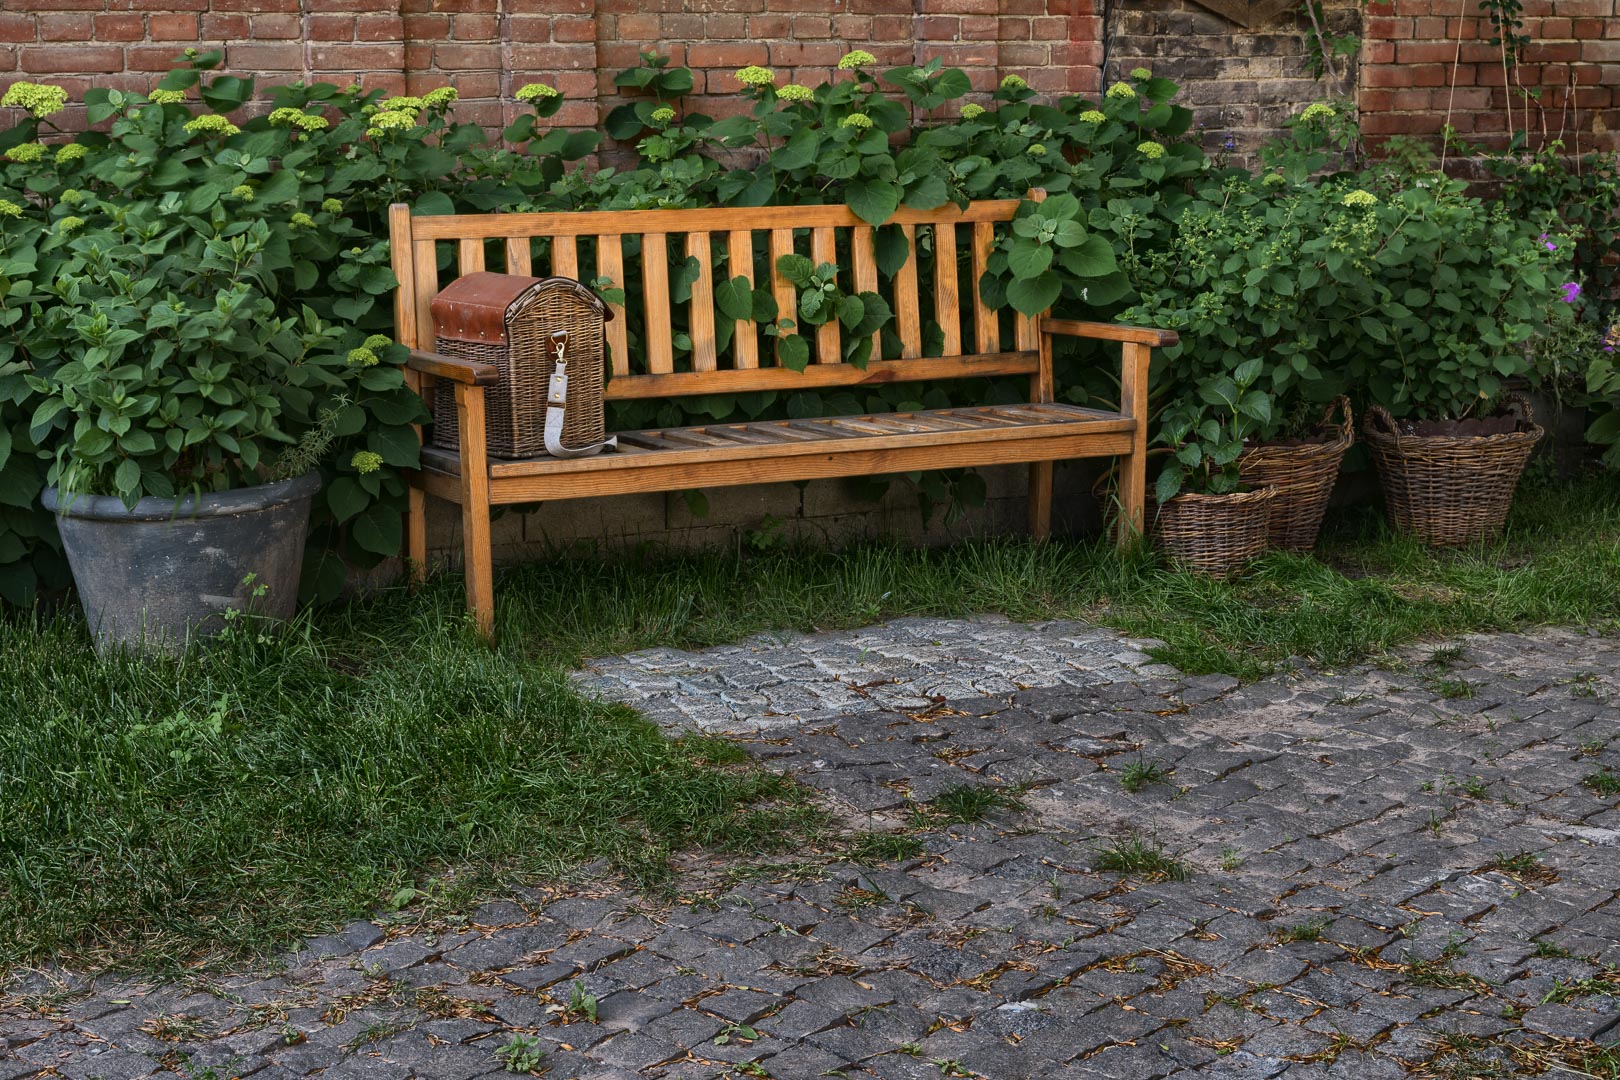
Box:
[5,620,1620,1078]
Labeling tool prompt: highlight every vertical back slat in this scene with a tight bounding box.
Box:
[597,234,629,377]
[686,232,718,372]
[552,235,579,279]
[727,229,759,369]
[769,229,796,367]
[504,237,532,276]
[933,223,961,356]
[971,221,998,353]
[811,226,840,363]
[457,238,485,276]
[850,226,881,364]
[388,205,418,349]
[412,239,438,349]
[1014,310,1040,352]
[895,224,922,359]
[641,233,674,375]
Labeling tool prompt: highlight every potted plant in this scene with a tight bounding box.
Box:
[1152,359,1276,575]
[1337,183,1574,545]
[23,191,370,653]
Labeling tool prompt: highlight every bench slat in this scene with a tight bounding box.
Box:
[552,235,579,279]
[811,226,841,363]
[597,235,630,377]
[409,199,1025,240]
[769,229,796,368]
[641,233,674,375]
[895,225,922,359]
[504,237,531,276]
[418,402,1133,480]
[933,223,961,356]
[602,352,1038,400]
[727,230,759,369]
[457,238,484,276]
[972,221,998,354]
[413,239,438,349]
[851,225,881,364]
[686,232,718,372]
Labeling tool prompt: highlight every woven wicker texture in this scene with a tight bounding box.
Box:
[1154,487,1275,576]
[1362,393,1543,547]
[1237,396,1353,552]
[432,279,608,459]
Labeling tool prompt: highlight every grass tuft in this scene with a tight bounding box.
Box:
[1092,835,1191,881]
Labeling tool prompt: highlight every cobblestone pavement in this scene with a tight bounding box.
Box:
[6,618,1620,1080]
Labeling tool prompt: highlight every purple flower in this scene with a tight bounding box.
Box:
[1222,135,1237,152]
[1541,232,1556,251]
[1604,324,1619,353]
[1559,282,1581,303]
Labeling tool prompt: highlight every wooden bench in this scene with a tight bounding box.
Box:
[388,199,1177,638]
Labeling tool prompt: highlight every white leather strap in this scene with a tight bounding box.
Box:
[544,354,617,459]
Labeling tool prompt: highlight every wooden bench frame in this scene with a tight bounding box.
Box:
[388,200,1176,638]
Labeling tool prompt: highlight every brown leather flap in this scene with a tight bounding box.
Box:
[431,271,542,346]
[431,272,614,346]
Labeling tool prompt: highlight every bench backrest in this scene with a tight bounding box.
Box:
[388,199,1046,403]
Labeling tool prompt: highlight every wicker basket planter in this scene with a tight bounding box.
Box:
[1362,393,1543,546]
[1237,396,1353,553]
[1154,487,1276,576]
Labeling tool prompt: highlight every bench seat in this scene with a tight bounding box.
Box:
[416,403,1134,502]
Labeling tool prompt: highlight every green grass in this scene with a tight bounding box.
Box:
[1091,835,1191,881]
[914,783,1023,826]
[0,607,829,975]
[3,476,1617,977]
[489,476,1620,679]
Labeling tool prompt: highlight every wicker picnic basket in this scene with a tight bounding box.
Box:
[429,272,612,459]
[1154,486,1276,576]
[1362,392,1542,546]
[1237,396,1353,552]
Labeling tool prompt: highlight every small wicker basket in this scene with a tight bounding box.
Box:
[1237,396,1353,553]
[430,273,611,459]
[1362,393,1542,547]
[1154,487,1275,576]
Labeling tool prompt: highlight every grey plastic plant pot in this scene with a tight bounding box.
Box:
[42,472,321,656]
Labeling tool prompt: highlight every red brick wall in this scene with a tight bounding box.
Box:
[0,1,1614,160]
[1360,0,1620,154]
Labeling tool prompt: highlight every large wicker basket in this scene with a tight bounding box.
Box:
[1237,396,1353,553]
[1362,393,1543,546]
[430,273,610,459]
[1154,487,1275,576]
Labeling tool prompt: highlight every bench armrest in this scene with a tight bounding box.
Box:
[407,349,500,386]
[1043,319,1178,348]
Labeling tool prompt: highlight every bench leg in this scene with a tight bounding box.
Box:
[1117,341,1151,547]
[1027,461,1053,541]
[454,381,496,641]
[406,485,428,586]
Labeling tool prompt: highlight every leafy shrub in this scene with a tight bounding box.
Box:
[0,54,1210,604]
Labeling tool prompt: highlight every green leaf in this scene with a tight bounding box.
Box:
[875,225,911,278]
[1007,238,1053,280]
[715,275,754,322]
[1155,466,1184,504]
[775,253,814,287]
[114,458,141,497]
[844,177,902,226]
[327,476,369,522]
[368,424,420,468]
[776,334,810,372]
[1005,272,1061,316]
[836,294,866,329]
[201,75,254,113]
[351,503,401,556]
[1056,235,1118,279]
